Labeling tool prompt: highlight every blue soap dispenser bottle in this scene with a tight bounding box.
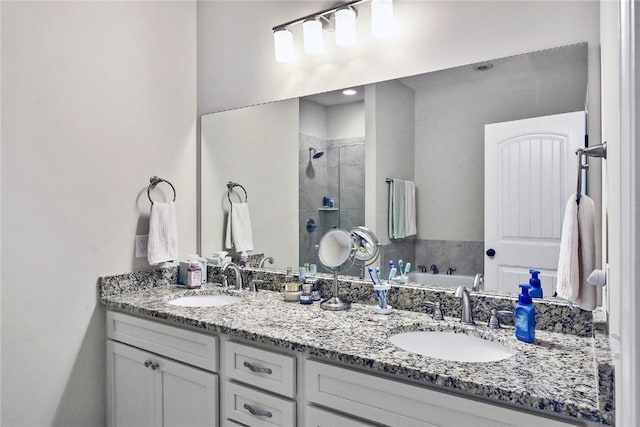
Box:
[515,284,536,343]
[528,269,543,299]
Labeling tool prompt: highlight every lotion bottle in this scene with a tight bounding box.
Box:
[528,269,543,298]
[186,260,202,289]
[515,284,536,343]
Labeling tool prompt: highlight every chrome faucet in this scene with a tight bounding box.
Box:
[454,285,474,325]
[222,262,244,290]
[472,273,484,292]
[258,256,274,268]
[430,264,439,274]
[446,266,456,275]
[417,265,428,273]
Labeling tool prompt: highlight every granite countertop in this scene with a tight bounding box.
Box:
[101,282,613,425]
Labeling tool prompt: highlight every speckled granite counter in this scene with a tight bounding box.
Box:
[99,273,614,425]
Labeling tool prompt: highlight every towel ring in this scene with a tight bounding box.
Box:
[226,181,248,203]
[147,176,176,204]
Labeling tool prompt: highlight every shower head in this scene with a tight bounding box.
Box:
[309,147,324,159]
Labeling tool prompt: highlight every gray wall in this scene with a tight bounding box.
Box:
[1,2,197,425]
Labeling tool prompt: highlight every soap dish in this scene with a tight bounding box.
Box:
[373,305,393,315]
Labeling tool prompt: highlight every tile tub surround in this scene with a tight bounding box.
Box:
[100,282,614,424]
[205,267,595,337]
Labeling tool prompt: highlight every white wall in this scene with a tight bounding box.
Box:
[197,1,599,114]
[1,2,197,425]
[200,99,299,269]
[299,99,328,139]
[327,102,365,140]
[368,80,415,245]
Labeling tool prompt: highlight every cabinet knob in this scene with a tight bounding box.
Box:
[243,361,272,375]
[150,362,160,370]
[144,360,152,368]
[243,403,272,418]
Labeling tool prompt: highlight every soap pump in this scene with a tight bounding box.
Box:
[515,284,536,343]
[528,269,543,299]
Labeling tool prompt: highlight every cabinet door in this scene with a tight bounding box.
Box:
[159,356,218,427]
[107,341,161,427]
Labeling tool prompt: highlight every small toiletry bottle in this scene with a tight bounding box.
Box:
[239,251,248,267]
[328,198,335,208]
[300,283,313,304]
[186,260,202,289]
[528,269,543,298]
[514,284,536,343]
[299,266,306,284]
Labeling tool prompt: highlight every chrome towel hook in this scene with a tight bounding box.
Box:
[575,142,606,204]
[147,176,176,204]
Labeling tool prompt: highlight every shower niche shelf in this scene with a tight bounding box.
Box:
[318,208,339,212]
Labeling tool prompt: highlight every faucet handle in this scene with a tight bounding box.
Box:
[488,308,513,329]
[250,279,263,293]
[423,301,444,321]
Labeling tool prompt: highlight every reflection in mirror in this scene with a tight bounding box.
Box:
[200,43,594,299]
[317,229,354,268]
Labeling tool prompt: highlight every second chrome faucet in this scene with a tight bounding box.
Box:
[454,285,474,325]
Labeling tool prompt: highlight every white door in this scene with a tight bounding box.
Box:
[484,111,585,295]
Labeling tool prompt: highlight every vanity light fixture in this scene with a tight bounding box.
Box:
[272,0,393,63]
[273,27,294,63]
[342,88,357,95]
[303,18,324,55]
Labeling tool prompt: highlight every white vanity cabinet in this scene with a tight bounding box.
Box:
[106,311,219,427]
[222,341,297,426]
[304,359,583,427]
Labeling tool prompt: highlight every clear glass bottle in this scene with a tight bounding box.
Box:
[186,260,202,289]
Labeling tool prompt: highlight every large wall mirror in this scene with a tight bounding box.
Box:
[201,43,593,298]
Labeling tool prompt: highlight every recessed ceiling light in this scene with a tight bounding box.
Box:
[343,89,357,96]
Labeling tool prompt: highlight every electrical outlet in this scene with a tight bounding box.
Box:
[135,235,149,258]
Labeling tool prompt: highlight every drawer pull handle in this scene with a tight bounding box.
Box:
[150,362,160,370]
[243,403,272,418]
[144,360,152,368]
[243,361,272,375]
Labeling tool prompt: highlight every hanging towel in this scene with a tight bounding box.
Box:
[556,193,597,310]
[404,180,417,237]
[147,201,178,265]
[225,201,254,252]
[388,179,406,239]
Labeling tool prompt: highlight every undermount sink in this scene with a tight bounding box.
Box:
[389,331,515,363]
[167,294,242,308]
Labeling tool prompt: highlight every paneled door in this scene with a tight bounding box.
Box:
[484,111,585,294]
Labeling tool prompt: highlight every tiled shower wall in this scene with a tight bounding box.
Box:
[380,239,484,277]
[299,134,365,274]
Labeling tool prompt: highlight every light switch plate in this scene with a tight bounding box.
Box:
[135,235,149,258]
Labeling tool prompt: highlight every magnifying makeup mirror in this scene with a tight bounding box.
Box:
[317,227,381,311]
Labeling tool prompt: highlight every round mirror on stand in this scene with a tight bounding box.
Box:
[316,227,381,311]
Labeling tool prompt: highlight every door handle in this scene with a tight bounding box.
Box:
[486,248,496,257]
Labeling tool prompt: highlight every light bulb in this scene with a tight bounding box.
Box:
[273,28,294,63]
[335,7,356,47]
[303,18,323,55]
[371,0,393,37]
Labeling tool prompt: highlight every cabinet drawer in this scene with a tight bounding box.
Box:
[305,359,577,427]
[225,341,296,398]
[304,406,376,427]
[107,311,217,372]
[225,381,296,427]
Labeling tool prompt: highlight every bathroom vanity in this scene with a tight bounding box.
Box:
[101,270,613,427]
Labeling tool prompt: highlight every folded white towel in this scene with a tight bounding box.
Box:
[147,201,178,265]
[388,179,406,239]
[556,193,597,310]
[225,201,254,252]
[404,180,417,237]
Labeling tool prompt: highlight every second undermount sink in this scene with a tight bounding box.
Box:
[168,294,242,308]
[389,331,515,363]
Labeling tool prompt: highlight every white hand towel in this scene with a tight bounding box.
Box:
[225,201,254,252]
[556,193,597,310]
[147,201,178,265]
[404,180,417,237]
[388,179,406,239]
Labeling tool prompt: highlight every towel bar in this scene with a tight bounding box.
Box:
[147,176,176,204]
[226,181,248,203]
[575,142,606,204]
